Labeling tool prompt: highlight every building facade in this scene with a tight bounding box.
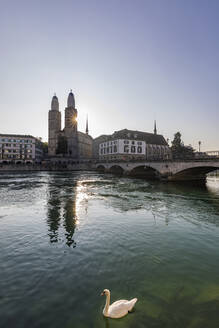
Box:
[0,134,43,164]
[94,128,171,161]
[99,139,146,160]
[48,91,93,160]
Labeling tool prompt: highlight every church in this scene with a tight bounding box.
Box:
[48,91,93,159]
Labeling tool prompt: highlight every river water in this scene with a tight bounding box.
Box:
[1,171,219,328]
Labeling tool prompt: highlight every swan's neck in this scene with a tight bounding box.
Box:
[103,292,110,316]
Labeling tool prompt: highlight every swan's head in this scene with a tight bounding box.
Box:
[101,289,110,296]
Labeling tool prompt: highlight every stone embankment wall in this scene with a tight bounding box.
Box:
[0,163,94,172]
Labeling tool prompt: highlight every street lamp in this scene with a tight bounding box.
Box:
[198,141,201,153]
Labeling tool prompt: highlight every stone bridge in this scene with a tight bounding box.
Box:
[95,160,219,182]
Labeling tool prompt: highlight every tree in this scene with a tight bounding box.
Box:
[42,142,48,154]
[56,136,68,155]
[171,132,194,159]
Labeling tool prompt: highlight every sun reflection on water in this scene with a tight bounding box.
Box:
[75,180,89,220]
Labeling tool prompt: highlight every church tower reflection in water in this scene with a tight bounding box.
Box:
[47,174,80,247]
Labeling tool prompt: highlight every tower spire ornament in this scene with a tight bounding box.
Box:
[67,89,75,108]
[154,120,157,135]
[51,93,59,111]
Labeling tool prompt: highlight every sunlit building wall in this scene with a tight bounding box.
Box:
[0,134,43,163]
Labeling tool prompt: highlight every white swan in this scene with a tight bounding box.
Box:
[101,289,137,319]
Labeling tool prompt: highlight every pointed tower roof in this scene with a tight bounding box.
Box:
[67,89,75,108]
[51,93,59,111]
[154,120,157,135]
[86,115,89,134]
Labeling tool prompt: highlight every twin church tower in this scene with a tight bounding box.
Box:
[48,91,93,159]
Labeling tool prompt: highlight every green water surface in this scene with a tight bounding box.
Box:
[0,172,219,328]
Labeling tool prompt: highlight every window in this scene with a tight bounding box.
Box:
[132,141,135,145]
[134,134,137,138]
[137,141,142,145]
[124,145,129,153]
[113,145,117,153]
[124,140,129,144]
[131,146,136,153]
[137,146,142,153]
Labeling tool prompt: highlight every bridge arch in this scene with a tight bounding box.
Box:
[108,165,124,175]
[129,165,161,180]
[171,165,219,182]
[96,164,106,173]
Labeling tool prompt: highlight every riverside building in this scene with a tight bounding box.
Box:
[0,134,43,164]
[94,124,171,161]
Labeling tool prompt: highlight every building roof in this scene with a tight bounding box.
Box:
[94,134,110,142]
[51,94,59,111]
[96,129,168,146]
[77,131,93,140]
[0,134,35,138]
[67,90,75,108]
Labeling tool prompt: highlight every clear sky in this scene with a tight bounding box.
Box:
[1,0,219,150]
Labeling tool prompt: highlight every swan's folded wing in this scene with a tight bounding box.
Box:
[127,298,138,311]
[111,299,128,306]
[108,300,129,318]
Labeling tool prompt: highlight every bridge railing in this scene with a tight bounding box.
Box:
[95,157,219,164]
